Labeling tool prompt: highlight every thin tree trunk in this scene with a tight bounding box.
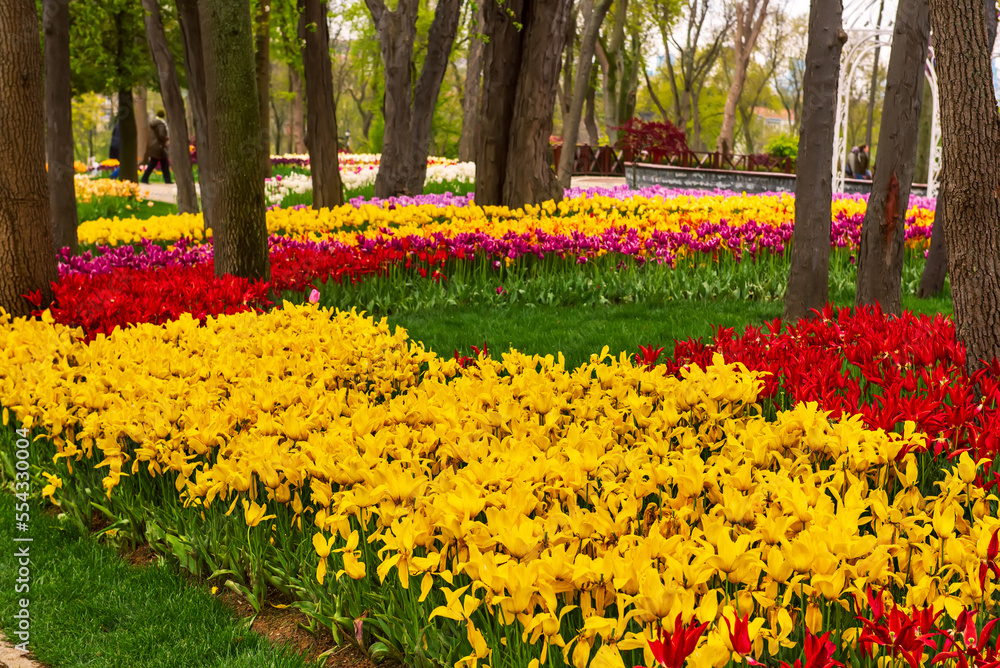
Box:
[117,88,139,183]
[917,188,949,297]
[299,0,344,208]
[458,4,485,162]
[475,0,525,206]
[561,2,579,129]
[271,96,284,156]
[784,0,847,322]
[864,0,885,150]
[43,0,78,253]
[135,85,149,164]
[141,0,199,214]
[0,0,57,315]
[404,0,463,193]
[557,0,613,187]
[255,0,271,178]
[718,0,770,156]
[290,65,307,154]
[176,0,214,227]
[503,0,573,205]
[855,0,929,315]
[584,77,600,144]
[198,0,269,280]
[928,0,1000,372]
[598,0,627,144]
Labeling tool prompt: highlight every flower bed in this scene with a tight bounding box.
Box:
[1,303,998,668]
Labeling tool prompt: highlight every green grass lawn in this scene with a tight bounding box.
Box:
[78,197,177,224]
[388,294,954,370]
[0,493,311,668]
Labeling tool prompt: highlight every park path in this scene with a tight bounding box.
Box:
[136,176,627,206]
[0,633,43,668]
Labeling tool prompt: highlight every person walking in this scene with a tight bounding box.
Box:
[141,110,172,184]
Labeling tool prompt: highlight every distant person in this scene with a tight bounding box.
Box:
[856,143,872,179]
[141,110,172,184]
[846,146,859,178]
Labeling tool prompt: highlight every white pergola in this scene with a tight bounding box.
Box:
[832,0,1000,198]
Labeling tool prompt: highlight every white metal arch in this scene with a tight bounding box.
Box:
[832,0,944,197]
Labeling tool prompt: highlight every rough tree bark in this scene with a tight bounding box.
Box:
[918,0,998,298]
[458,4,485,163]
[365,0,463,197]
[784,0,847,322]
[717,0,770,156]
[198,0,269,280]
[0,0,58,316]
[43,0,78,254]
[299,0,344,208]
[927,0,1000,372]
[855,0,929,315]
[176,0,215,228]
[477,0,572,207]
[255,0,271,178]
[557,0,614,188]
[503,0,573,205]
[141,0,199,214]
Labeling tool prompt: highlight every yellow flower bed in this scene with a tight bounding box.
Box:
[73,175,143,204]
[0,304,989,667]
[77,192,934,249]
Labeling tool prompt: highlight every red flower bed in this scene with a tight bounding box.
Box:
[657,304,1000,465]
[46,246,396,339]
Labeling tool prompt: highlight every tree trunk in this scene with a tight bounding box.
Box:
[117,88,139,182]
[404,0,463,193]
[928,0,1000,373]
[557,0,614,187]
[141,0,199,214]
[255,0,271,178]
[584,78,600,144]
[864,0,885,150]
[299,0,344,208]
[855,0,929,316]
[135,85,149,164]
[718,0,770,156]
[290,67,307,154]
[0,0,57,316]
[458,4,485,163]
[560,2,579,129]
[271,96,284,156]
[475,0,525,206]
[366,0,463,196]
[917,0,996,299]
[198,0,269,281]
[987,0,998,60]
[503,0,572,206]
[917,187,949,297]
[43,0,78,253]
[176,0,215,228]
[784,0,847,322]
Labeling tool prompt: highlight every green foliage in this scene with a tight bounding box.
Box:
[69,0,156,94]
[764,133,799,160]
